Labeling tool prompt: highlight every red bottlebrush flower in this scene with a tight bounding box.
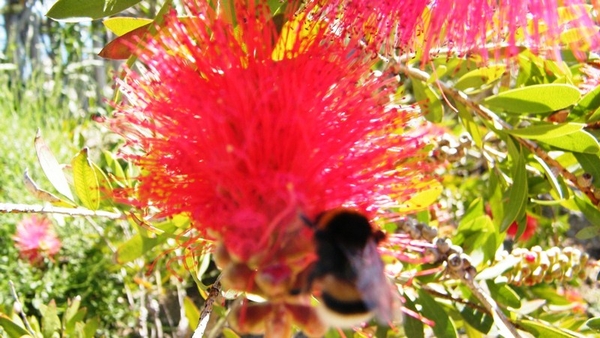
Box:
[507,214,538,242]
[311,0,600,60]
[111,3,431,263]
[13,215,61,264]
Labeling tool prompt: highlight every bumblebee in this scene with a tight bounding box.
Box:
[303,208,394,328]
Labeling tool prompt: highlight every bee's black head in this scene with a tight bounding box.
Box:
[315,209,373,249]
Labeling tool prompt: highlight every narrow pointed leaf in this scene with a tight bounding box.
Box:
[103,17,152,36]
[506,123,583,139]
[537,130,600,153]
[411,77,444,122]
[183,297,200,332]
[501,138,528,231]
[24,169,63,203]
[483,84,580,114]
[417,289,458,338]
[0,314,30,337]
[403,296,424,338]
[98,24,151,60]
[47,0,143,21]
[519,319,581,338]
[41,300,61,338]
[72,148,100,210]
[35,130,74,201]
[455,65,506,93]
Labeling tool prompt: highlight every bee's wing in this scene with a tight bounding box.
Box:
[345,239,395,324]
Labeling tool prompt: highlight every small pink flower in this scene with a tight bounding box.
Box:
[13,215,61,264]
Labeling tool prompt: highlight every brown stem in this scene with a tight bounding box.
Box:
[0,202,123,219]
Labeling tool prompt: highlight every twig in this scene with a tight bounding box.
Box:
[8,281,35,336]
[0,202,123,219]
[420,284,489,315]
[193,275,222,338]
[395,62,599,206]
[445,256,522,338]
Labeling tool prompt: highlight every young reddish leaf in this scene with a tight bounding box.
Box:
[98,24,151,60]
[103,17,152,36]
[23,169,63,204]
[72,148,100,210]
[34,129,74,201]
[47,0,143,21]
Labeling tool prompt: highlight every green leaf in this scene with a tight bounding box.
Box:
[537,130,600,153]
[459,306,493,334]
[83,317,100,338]
[41,300,61,338]
[0,314,31,338]
[72,148,100,210]
[574,194,600,225]
[417,289,458,338]
[505,123,584,139]
[115,217,178,263]
[457,102,483,148]
[486,281,521,309]
[476,255,521,280]
[532,155,566,200]
[403,296,424,338]
[455,65,506,93]
[116,234,159,264]
[574,153,600,188]
[483,84,580,114]
[35,129,74,201]
[576,226,600,240]
[572,85,600,118]
[183,297,200,331]
[47,0,143,21]
[411,77,444,123]
[222,328,241,338]
[585,317,600,332]
[519,319,580,338]
[103,17,152,36]
[500,138,528,232]
[63,297,84,334]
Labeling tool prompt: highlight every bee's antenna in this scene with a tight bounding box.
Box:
[299,213,315,228]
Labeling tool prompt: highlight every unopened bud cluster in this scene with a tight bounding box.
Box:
[397,218,438,241]
[430,133,474,163]
[495,246,589,286]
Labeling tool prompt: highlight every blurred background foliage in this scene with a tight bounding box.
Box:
[0,1,198,337]
[2,0,600,337]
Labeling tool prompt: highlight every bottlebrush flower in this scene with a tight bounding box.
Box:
[13,215,61,264]
[310,0,599,60]
[112,2,431,263]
